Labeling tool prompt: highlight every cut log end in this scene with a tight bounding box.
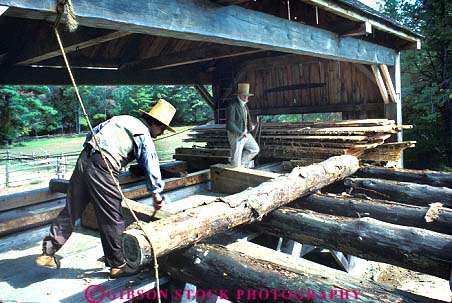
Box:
[122,229,152,268]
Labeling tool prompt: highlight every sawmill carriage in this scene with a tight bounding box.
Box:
[1,0,451,302]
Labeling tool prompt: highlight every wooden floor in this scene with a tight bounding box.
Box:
[0,224,169,303]
[0,182,224,303]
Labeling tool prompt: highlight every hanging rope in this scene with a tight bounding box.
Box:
[53,3,161,303]
[54,0,78,32]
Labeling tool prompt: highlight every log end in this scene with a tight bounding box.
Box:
[122,229,153,267]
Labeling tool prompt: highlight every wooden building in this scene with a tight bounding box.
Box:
[0,0,421,129]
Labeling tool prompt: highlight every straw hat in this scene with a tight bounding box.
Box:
[139,99,176,133]
[237,83,254,96]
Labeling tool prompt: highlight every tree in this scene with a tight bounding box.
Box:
[380,0,452,169]
[0,85,57,143]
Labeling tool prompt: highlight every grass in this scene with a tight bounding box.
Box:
[0,126,196,162]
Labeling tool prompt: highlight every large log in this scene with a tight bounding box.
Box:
[294,194,452,235]
[257,207,452,279]
[357,166,452,188]
[122,155,360,267]
[163,237,444,303]
[344,177,452,208]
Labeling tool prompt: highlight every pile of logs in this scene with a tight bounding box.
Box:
[181,119,415,164]
[120,158,452,303]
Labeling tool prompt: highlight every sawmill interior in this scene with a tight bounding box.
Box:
[1,0,452,303]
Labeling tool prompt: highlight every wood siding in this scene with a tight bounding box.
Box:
[216,59,384,123]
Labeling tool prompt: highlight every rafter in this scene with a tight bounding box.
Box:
[119,45,263,71]
[0,66,213,85]
[17,30,131,65]
[0,0,397,65]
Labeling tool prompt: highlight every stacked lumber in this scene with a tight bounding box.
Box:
[181,119,415,164]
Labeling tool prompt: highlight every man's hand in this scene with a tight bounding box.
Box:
[153,193,164,210]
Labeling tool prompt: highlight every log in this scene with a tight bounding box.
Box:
[344,177,452,208]
[357,166,452,188]
[294,194,452,235]
[163,238,444,303]
[257,207,452,279]
[122,155,360,267]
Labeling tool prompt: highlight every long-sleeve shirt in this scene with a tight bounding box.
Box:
[84,115,164,194]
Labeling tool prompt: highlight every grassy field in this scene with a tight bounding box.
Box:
[0,126,195,162]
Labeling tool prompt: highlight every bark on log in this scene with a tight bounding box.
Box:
[257,207,452,279]
[163,239,445,303]
[294,194,452,235]
[122,155,359,267]
[357,166,452,188]
[344,177,452,208]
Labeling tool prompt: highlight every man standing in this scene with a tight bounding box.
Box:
[226,83,260,168]
[36,99,176,278]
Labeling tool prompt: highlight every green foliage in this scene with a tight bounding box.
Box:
[0,84,214,144]
[261,112,342,123]
[380,0,452,169]
[0,86,57,143]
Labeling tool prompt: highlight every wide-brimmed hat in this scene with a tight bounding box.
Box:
[237,83,254,96]
[139,99,176,133]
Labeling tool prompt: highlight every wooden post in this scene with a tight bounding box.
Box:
[5,150,9,187]
[122,155,359,267]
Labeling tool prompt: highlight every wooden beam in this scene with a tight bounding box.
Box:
[120,45,262,71]
[0,188,65,212]
[371,64,389,104]
[165,238,443,303]
[0,170,210,235]
[210,164,279,194]
[17,30,131,65]
[122,155,359,267]
[302,0,421,48]
[1,0,397,65]
[194,84,215,109]
[258,207,452,279]
[380,64,397,103]
[341,21,372,37]
[0,199,65,236]
[0,66,213,85]
[356,64,376,84]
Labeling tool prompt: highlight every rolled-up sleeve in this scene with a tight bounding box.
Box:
[133,134,164,193]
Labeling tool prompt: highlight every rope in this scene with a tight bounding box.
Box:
[53,4,160,303]
[54,0,78,32]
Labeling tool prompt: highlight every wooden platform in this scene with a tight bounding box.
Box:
[0,225,168,303]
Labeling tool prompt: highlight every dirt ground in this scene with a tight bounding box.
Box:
[360,261,451,302]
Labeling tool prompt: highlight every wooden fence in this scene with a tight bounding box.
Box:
[0,151,79,187]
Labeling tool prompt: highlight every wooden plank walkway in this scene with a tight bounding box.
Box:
[0,225,168,303]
